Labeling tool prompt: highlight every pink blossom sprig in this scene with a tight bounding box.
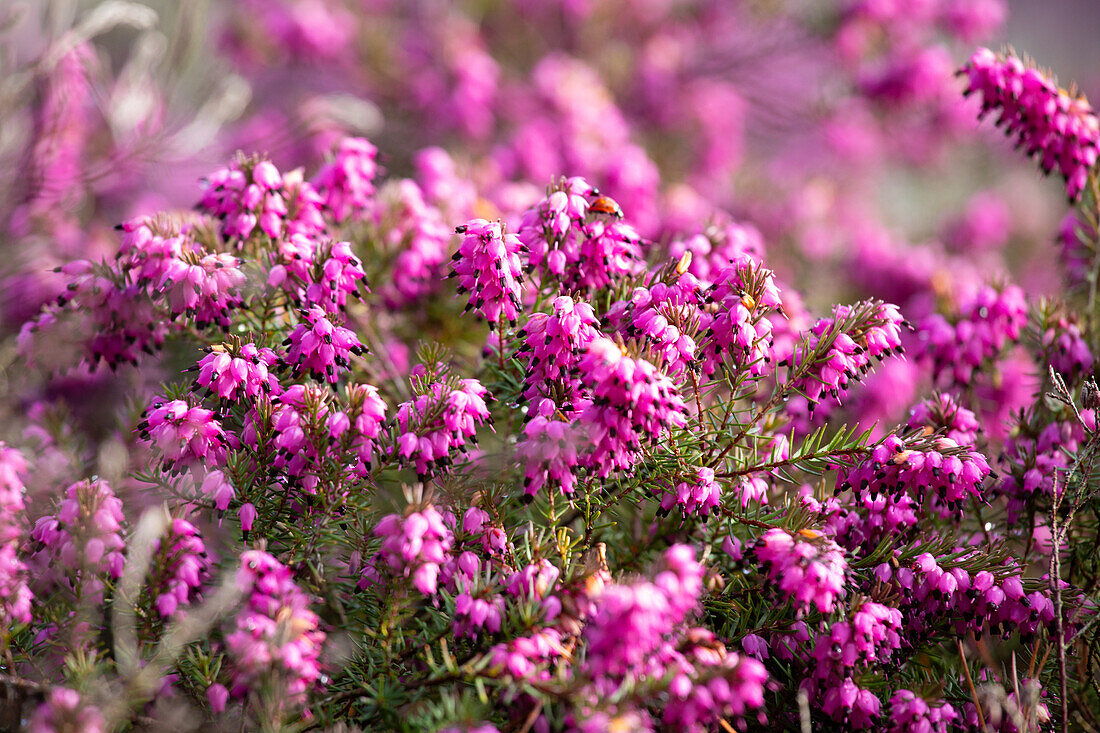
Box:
[907,393,981,446]
[659,466,721,518]
[393,378,491,479]
[699,257,782,378]
[157,251,245,328]
[803,601,904,726]
[28,478,126,604]
[579,546,768,729]
[785,301,906,411]
[227,550,326,705]
[516,398,582,498]
[268,237,369,315]
[28,687,105,733]
[193,339,280,402]
[518,177,644,294]
[368,506,455,596]
[199,158,326,242]
[283,306,365,384]
[375,180,453,309]
[311,137,379,222]
[917,284,1026,386]
[450,218,525,327]
[998,409,1095,524]
[835,432,992,513]
[888,690,959,733]
[138,398,229,470]
[606,268,706,378]
[961,47,1100,200]
[149,517,209,619]
[0,444,32,625]
[516,295,600,404]
[753,528,847,614]
[576,337,688,477]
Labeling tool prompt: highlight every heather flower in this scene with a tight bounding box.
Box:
[1042,317,1093,379]
[907,393,981,446]
[28,687,104,733]
[200,469,236,512]
[888,690,959,733]
[699,257,781,377]
[998,409,1095,523]
[156,251,245,327]
[12,44,92,236]
[283,305,365,384]
[961,48,1100,200]
[139,399,229,469]
[453,587,505,638]
[666,217,765,284]
[311,137,379,222]
[374,179,453,309]
[516,295,600,403]
[370,506,454,596]
[518,177,644,294]
[488,627,564,680]
[1059,211,1094,288]
[341,383,388,475]
[149,517,209,618]
[227,550,326,705]
[199,158,325,242]
[450,218,525,326]
[918,284,1026,386]
[607,269,706,378]
[194,340,281,401]
[29,479,126,604]
[393,379,491,479]
[786,301,906,410]
[583,545,704,686]
[835,432,992,512]
[754,528,847,614]
[576,337,688,477]
[659,467,721,518]
[0,444,31,625]
[516,398,581,497]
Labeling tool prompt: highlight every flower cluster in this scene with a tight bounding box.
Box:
[199,158,325,241]
[516,398,582,498]
[393,378,492,479]
[227,550,326,705]
[283,306,365,384]
[786,301,906,410]
[577,338,687,476]
[149,517,209,619]
[29,479,126,604]
[139,399,229,469]
[518,178,644,294]
[998,409,1095,523]
[450,219,524,326]
[888,689,959,733]
[516,295,600,404]
[918,284,1027,386]
[311,136,379,222]
[835,432,992,513]
[369,506,455,596]
[804,601,904,726]
[906,393,981,446]
[194,340,280,401]
[0,444,31,625]
[962,47,1100,200]
[753,528,847,614]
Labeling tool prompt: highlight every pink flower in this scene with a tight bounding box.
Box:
[450,218,525,326]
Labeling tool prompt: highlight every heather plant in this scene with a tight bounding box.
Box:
[1,1,1100,732]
